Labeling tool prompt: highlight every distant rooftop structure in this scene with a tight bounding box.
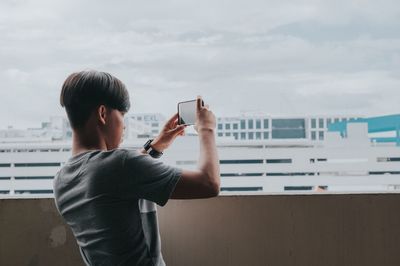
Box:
[0,113,167,143]
[328,114,400,146]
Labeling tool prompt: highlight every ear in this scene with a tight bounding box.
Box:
[97,105,107,125]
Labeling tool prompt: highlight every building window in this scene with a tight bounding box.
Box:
[151,123,159,127]
[233,132,239,139]
[377,157,400,162]
[221,187,263,192]
[248,120,254,129]
[311,131,316,140]
[240,120,246,129]
[218,123,223,130]
[267,173,315,176]
[369,171,400,175]
[263,132,269,139]
[284,186,313,191]
[272,119,306,139]
[14,163,61,167]
[249,132,254,139]
[220,159,264,164]
[15,176,54,180]
[233,123,238,130]
[225,124,231,130]
[221,173,264,177]
[256,119,261,129]
[226,133,231,137]
[319,131,324,140]
[311,118,316,128]
[327,118,332,126]
[318,118,324,128]
[266,159,292,164]
[334,118,340,123]
[264,119,269,129]
[15,190,54,194]
[218,133,223,137]
[256,132,261,139]
[241,132,246,139]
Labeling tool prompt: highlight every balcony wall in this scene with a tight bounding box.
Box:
[1,194,400,266]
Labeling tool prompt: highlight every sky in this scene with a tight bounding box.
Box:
[0,0,399,129]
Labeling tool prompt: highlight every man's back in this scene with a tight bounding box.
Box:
[53,149,181,266]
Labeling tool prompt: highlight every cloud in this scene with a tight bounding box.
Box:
[0,0,399,129]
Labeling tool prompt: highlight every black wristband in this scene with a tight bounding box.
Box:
[143,139,163,158]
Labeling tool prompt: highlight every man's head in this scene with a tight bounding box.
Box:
[60,70,130,149]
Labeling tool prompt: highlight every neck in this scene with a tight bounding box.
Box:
[71,126,107,156]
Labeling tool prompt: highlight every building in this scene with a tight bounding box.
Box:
[1,114,399,198]
[0,114,167,143]
[217,114,362,141]
[127,113,166,137]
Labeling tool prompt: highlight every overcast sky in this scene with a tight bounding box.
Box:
[1,0,399,129]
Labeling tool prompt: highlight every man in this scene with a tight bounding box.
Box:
[53,70,220,266]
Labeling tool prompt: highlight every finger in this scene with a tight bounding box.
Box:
[175,127,186,137]
[172,119,178,128]
[178,128,185,135]
[196,96,203,111]
[170,124,186,134]
[166,113,179,125]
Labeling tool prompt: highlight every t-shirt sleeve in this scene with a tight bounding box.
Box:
[121,149,182,206]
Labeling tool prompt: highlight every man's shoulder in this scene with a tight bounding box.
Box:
[86,148,140,162]
[107,148,152,172]
[115,148,143,162]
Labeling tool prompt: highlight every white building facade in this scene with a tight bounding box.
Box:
[217,114,362,141]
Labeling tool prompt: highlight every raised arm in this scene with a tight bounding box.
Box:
[170,97,220,199]
[142,97,220,199]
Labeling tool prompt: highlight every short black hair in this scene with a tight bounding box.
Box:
[60,70,130,129]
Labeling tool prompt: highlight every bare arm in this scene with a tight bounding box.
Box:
[143,97,220,199]
[171,97,220,199]
[141,113,186,155]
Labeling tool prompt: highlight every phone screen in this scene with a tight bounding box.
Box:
[178,100,201,125]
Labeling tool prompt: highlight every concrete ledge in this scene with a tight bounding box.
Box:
[1,194,400,266]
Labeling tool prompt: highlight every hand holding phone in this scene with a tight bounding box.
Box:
[178,99,204,125]
[178,97,216,133]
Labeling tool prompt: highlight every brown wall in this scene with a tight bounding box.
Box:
[1,195,400,266]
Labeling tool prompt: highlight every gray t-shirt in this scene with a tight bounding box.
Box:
[53,148,181,266]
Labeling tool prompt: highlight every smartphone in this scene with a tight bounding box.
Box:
[178,99,204,125]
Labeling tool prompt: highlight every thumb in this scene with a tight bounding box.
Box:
[170,124,186,135]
